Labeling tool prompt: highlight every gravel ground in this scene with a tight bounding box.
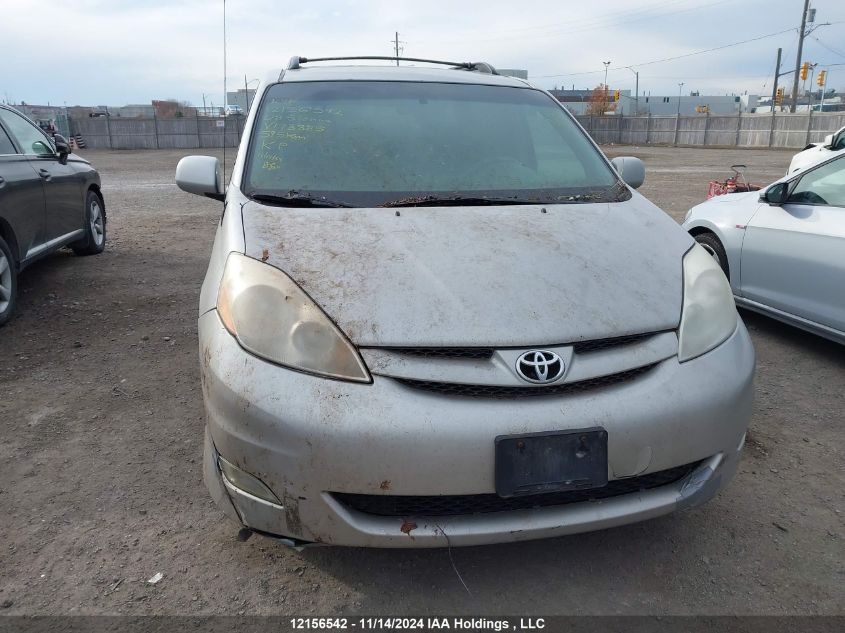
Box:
[0,146,842,616]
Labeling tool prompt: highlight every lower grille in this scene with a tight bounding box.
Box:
[333,461,700,517]
[393,363,656,398]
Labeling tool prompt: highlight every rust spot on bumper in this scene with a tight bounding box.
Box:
[400,520,417,535]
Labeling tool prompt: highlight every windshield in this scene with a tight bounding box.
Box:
[244,80,624,207]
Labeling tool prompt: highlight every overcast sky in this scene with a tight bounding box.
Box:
[2,0,844,107]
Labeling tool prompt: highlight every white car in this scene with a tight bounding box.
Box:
[787,125,845,174]
[685,153,845,345]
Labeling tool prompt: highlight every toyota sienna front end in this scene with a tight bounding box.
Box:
[176,57,755,547]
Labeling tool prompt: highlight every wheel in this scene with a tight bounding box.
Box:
[72,190,106,256]
[0,235,17,327]
[694,232,730,279]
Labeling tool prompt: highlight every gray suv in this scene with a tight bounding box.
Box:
[0,105,106,326]
[176,57,755,548]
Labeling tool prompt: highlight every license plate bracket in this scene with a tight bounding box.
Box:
[495,428,608,498]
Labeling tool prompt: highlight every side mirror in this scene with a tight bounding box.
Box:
[176,155,224,201]
[53,134,70,164]
[761,182,788,205]
[610,156,645,189]
[823,134,834,148]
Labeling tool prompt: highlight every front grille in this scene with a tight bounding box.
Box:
[381,347,495,360]
[392,364,656,399]
[373,331,661,361]
[333,461,700,517]
[572,332,658,354]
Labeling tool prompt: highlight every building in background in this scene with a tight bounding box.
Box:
[638,94,741,116]
[550,89,635,115]
[226,88,257,112]
[110,104,155,118]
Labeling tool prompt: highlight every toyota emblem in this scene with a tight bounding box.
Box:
[515,350,565,384]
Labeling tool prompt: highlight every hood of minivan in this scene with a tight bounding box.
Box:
[241,196,692,347]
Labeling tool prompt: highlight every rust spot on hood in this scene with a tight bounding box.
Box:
[400,520,417,535]
[261,248,270,262]
[379,480,391,491]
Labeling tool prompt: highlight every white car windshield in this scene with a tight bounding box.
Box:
[243,81,624,207]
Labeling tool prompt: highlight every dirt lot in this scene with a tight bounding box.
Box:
[0,146,842,616]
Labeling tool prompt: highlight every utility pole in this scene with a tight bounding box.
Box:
[791,0,810,112]
[394,32,400,66]
[244,74,249,111]
[771,47,782,112]
[677,82,684,115]
[627,67,639,114]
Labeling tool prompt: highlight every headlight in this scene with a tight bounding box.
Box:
[217,252,371,382]
[677,243,737,362]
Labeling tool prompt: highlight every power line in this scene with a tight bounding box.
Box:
[811,35,845,60]
[536,27,797,79]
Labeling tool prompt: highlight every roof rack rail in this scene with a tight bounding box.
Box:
[286,56,498,75]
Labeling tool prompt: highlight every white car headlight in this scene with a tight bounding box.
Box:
[678,243,738,362]
[216,252,371,382]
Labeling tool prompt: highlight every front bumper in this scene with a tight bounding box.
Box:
[199,310,754,548]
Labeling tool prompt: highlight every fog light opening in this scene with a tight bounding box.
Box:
[217,456,282,505]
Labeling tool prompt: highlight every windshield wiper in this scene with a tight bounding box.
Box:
[248,191,353,208]
[554,183,630,203]
[379,195,539,207]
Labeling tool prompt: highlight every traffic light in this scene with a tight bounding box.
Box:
[800,62,810,81]
[775,87,784,104]
[817,70,827,86]
[614,89,620,102]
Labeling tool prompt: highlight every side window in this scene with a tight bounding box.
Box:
[0,126,16,154]
[833,131,845,151]
[0,109,54,156]
[788,157,845,207]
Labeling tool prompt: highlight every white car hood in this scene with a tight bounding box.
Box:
[241,196,692,347]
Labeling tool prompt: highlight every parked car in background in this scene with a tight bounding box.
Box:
[787,124,845,174]
[177,57,754,548]
[685,153,845,344]
[224,105,244,116]
[0,105,106,326]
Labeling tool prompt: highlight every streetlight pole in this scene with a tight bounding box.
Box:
[243,77,259,113]
[603,61,611,88]
[627,67,639,114]
[677,82,684,115]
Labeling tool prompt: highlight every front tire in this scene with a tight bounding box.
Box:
[0,235,18,327]
[694,232,730,280]
[72,190,106,256]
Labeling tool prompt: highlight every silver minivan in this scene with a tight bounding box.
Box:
[176,57,754,548]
